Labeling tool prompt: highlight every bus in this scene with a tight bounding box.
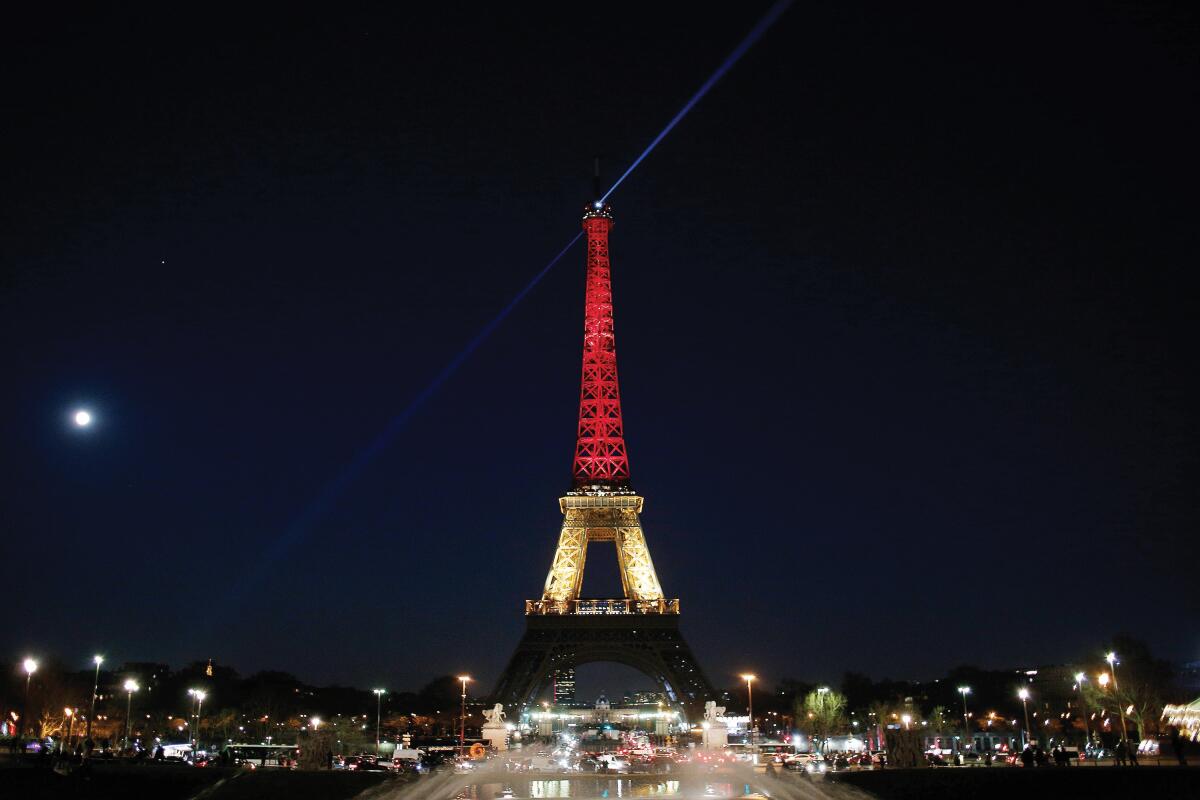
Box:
[220,743,299,767]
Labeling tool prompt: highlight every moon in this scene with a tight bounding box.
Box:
[74,409,92,427]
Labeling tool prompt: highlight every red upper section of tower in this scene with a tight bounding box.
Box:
[571,201,631,490]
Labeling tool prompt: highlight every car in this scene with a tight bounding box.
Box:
[806,759,828,774]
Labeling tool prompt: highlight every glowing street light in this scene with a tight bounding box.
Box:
[373,689,386,755]
[74,409,93,427]
[123,680,140,752]
[740,674,756,744]
[901,714,912,730]
[188,689,207,755]
[1073,672,1091,746]
[62,707,77,754]
[957,687,972,748]
[87,655,104,742]
[1018,688,1031,748]
[19,658,38,743]
[458,676,472,756]
[1105,652,1130,741]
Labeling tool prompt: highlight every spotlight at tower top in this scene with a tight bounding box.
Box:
[73,409,92,427]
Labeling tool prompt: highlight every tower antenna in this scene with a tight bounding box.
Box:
[593,157,602,204]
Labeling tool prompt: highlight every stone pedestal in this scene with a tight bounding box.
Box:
[702,722,728,750]
[482,722,508,752]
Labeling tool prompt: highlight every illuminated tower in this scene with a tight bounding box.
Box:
[492,200,713,717]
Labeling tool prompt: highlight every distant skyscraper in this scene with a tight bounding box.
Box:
[553,668,576,705]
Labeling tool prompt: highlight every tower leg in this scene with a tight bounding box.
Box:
[491,614,714,722]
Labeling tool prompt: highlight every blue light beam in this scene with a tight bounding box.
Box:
[254,230,586,570]
[600,0,794,203]
[226,1,794,606]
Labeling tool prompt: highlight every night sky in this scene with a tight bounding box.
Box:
[3,3,1197,698]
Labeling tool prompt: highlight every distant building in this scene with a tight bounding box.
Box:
[529,694,681,737]
[552,668,576,705]
[622,690,665,707]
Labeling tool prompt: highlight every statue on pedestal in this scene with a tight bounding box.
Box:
[481,703,509,752]
[482,704,506,725]
[702,701,729,750]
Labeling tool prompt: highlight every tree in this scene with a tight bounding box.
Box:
[799,688,847,752]
[926,705,954,734]
[1080,635,1174,741]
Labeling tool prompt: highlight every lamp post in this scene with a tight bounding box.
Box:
[1074,672,1090,748]
[187,689,199,754]
[740,674,756,744]
[373,689,386,756]
[87,655,103,742]
[123,680,139,752]
[194,690,206,756]
[63,708,76,754]
[20,658,38,745]
[1018,688,1031,749]
[958,686,972,752]
[457,676,471,757]
[1105,652,1130,742]
[816,686,830,753]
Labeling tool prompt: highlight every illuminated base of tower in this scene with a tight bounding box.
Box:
[490,612,714,721]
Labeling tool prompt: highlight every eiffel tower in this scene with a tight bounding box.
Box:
[491,198,714,718]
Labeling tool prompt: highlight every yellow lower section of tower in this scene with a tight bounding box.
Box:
[538,494,672,614]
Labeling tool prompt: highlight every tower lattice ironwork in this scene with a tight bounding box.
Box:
[492,200,713,718]
[572,202,630,489]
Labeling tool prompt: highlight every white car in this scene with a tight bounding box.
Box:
[595,754,629,772]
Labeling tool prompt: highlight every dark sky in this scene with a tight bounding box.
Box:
[2,3,1197,699]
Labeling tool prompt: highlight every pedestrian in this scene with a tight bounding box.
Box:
[1113,738,1126,767]
[1020,745,1034,768]
[1127,739,1138,767]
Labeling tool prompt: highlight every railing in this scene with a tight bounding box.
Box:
[525,598,680,615]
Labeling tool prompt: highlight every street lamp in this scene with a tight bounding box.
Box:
[1074,672,1091,747]
[20,658,38,744]
[1018,688,1031,749]
[458,676,472,757]
[189,690,207,756]
[901,714,912,730]
[63,708,76,754]
[1105,652,1130,742]
[373,689,386,756]
[958,687,972,751]
[87,655,103,742]
[123,680,140,752]
[740,674,756,744]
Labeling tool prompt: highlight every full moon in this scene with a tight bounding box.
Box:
[74,410,92,427]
